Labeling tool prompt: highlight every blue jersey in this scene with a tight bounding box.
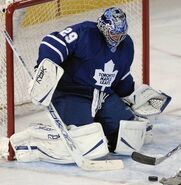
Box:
[37,21,135,97]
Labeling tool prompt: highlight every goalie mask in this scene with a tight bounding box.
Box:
[97,7,128,52]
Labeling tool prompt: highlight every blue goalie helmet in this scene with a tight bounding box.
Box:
[97,7,128,52]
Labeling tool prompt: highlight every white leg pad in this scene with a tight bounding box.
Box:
[0,137,9,160]
[115,119,147,155]
[137,117,153,144]
[10,122,109,164]
[144,122,153,144]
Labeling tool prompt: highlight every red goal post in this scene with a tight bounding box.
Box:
[0,0,149,160]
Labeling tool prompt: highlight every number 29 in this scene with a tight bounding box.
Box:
[59,27,78,43]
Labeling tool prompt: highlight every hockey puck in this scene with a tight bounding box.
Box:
[148,176,158,182]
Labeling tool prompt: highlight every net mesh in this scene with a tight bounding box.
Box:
[0,0,145,136]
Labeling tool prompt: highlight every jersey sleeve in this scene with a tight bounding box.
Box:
[36,26,79,66]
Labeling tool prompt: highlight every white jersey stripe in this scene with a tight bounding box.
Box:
[47,35,69,55]
[41,41,64,62]
[121,71,130,80]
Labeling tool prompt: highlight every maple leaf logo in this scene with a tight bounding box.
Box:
[93,60,118,91]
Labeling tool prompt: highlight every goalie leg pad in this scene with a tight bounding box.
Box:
[0,137,9,160]
[136,117,153,144]
[144,121,153,144]
[10,122,109,164]
[115,119,147,155]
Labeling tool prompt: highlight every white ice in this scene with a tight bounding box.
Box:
[0,0,181,184]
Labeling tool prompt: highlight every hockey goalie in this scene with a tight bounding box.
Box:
[0,7,171,164]
[0,58,171,163]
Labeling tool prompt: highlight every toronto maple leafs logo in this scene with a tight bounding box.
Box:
[93,60,118,91]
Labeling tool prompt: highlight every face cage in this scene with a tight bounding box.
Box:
[105,28,127,48]
[109,30,127,43]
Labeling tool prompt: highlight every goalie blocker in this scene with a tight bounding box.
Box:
[28,58,64,106]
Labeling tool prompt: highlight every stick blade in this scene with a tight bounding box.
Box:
[131,152,156,165]
[80,159,124,171]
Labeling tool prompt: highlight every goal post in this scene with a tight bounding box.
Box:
[0,0,149,160]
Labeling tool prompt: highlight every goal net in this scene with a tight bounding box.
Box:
[0,0,149,148]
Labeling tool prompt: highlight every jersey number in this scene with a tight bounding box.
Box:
[60,28,78,43]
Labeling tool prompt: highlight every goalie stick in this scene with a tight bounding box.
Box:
[3,30,124,171]
[131,144,181,165]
